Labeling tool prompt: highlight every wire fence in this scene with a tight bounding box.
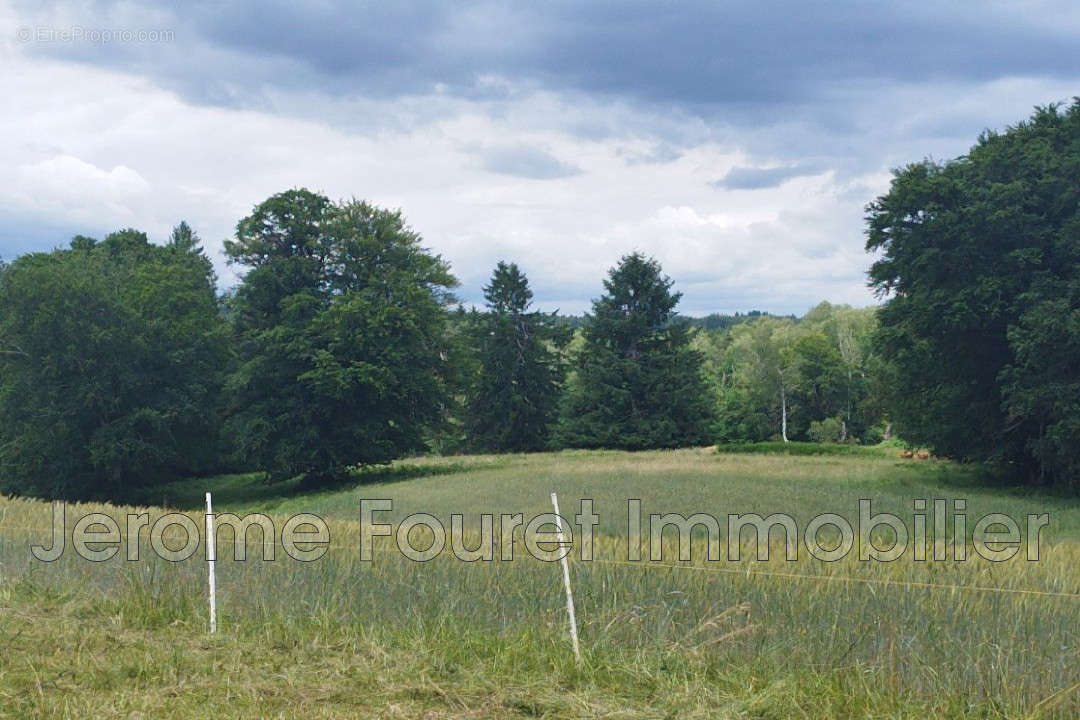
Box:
[2,517,1077,601]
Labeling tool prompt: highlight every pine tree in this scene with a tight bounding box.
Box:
[465,262,569,451]
[558,253,715,449]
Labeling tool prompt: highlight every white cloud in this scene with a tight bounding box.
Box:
[14,155,149,217]
[2,3,1076,314]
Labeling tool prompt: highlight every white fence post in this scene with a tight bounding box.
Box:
[205,491,217,635]
[550,492,581,664]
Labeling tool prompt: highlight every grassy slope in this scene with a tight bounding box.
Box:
[1,448,1078,718]
[154,446,1080,541]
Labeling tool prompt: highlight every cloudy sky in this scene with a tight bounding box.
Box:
[2,1,1078,315]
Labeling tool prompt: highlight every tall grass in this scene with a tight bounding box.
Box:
[1,448,1077,717]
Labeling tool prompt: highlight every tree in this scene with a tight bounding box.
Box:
[791,331,846,438]
[999,284,1080,485]
[798,302,882,441]
[718,317,803,442]
[557,253,714,449]
[867,101,1080,487]
[464,262,570,452]
[0,226,230,500]
[225,190,458,485]
[168,220,201,253]
[708,307,887,445]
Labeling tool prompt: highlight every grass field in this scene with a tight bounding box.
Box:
[1,447,1077,718]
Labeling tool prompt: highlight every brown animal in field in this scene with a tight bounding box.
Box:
[899,450,914,459]
[915,450,930,460]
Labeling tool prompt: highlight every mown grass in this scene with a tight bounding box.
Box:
[153,447,1080,540]
[1,447,1078,718]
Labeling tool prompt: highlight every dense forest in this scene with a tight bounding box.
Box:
[1,102,1077,499]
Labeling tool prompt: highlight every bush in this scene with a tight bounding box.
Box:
[715,441,883,457]
[807,417,845,443]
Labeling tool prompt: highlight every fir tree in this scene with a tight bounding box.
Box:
[465,262,569,451]
[558,253,715,449]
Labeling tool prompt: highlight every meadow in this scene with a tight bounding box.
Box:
[0,447,1077,718]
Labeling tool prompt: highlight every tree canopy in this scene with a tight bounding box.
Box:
[0,227,229,500]
[867,100,1080,487]
[224,190,459,485]
[700,302,884,445]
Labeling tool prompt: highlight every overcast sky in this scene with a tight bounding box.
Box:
[2,1,1078,315]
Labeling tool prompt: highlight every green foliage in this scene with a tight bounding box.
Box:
[557,253,714,449]
[1000,287,1080,485]
[807,416,847,443]
[686,309,796,330]
[867,101,1080,488]
[0,226,229,499]
[797,303,882,441]
[714,441,885,456]
[224,189,458,484]
[712,317,800,442]
[463,262,570,452]
[705,304,884,445]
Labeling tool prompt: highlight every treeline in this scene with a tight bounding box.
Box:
[0,192,865,500]
[551,310,793,332]
[1,102,1076,499]
[695,303,886,445]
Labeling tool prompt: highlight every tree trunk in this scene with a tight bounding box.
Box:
[780,383,789,443]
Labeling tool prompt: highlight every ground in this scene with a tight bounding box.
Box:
[0,447,1077,718]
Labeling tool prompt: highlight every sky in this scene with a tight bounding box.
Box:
[2,1,1078,316]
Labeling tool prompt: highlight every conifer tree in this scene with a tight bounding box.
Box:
[558,253,715,449]
[465,262,569,451]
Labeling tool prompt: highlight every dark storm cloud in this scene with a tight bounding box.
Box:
[20,1,1080,117]
[9,1,1080,315]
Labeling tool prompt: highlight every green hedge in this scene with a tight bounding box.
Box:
[715,441,890,457]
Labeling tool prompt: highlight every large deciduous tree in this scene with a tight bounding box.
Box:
[464,262,570,452]
[867,101,1080,488]
[557,253,714,449]
[0,227,230,500]
[225,189,458,485]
